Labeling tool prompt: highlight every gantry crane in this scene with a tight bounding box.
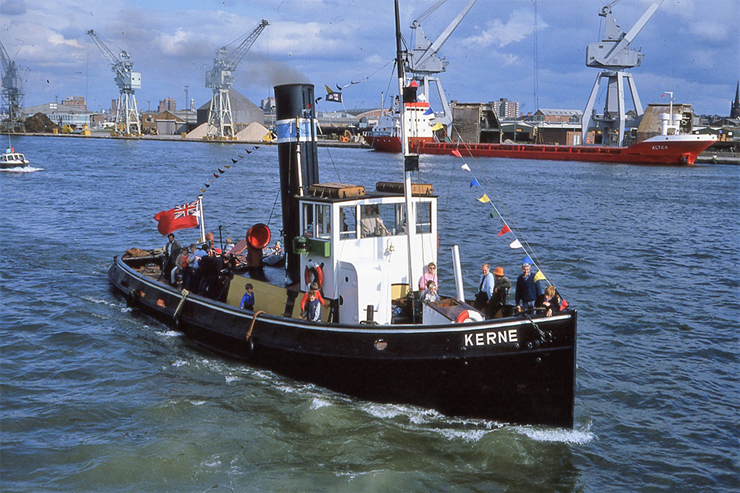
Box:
[581,0,664,146]
[406,0,476,132]
[87,30,142,136]
[205,19,269,139]
[0,39,24,132]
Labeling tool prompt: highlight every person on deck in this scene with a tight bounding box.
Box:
[171,248,185,286]
[474,264,495,312]
[162,233,181,282]
[418,262,438,291]
[516,263,537,313]
[182,243,199,291]
[240,283,255,310]
[487,266,511,318]
[536,285,563,317]
[305,290,321,322]
[421,280,440,303]
[300,282,326,312]
[224,237,235,255]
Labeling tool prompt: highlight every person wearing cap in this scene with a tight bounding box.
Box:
[516,263,537,313]
[488,266,511,318]
[474,264,495,312]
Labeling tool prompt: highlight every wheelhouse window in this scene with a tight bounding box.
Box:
[416,201,432,234]
[339,206,357,240]
[302,203,331,239]
[361,203,406,237]
[302,203,315,237]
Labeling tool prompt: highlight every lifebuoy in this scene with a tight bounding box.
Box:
[456,309,484,323]
[304,264,323,289]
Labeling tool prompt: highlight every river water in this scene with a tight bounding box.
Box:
[1,135,737,491]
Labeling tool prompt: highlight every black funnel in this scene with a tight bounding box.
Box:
[275,83,319,284]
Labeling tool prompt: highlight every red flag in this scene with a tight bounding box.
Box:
[154,200,199,235]
[452,149,462,158]
[559,298,569,311]
[497,224,511,236]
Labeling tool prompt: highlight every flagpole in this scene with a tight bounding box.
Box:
[396,0,420,314]
[197,194,206,243]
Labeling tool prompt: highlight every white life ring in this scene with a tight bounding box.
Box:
[456,309,484,323]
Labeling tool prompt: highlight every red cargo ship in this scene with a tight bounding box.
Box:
[366,105,716,165]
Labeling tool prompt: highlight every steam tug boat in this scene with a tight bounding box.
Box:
[108,3,577,428]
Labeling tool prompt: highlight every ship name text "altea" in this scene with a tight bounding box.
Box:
[464,329,518,347]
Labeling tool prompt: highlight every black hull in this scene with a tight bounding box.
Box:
[109,256,577,427]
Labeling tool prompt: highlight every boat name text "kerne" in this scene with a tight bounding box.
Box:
[464,329,518,347]
[652,145,669,150]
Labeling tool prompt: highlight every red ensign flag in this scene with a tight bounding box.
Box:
[154,200,199,235]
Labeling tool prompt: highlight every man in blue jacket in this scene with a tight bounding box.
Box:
[516,263,537,313]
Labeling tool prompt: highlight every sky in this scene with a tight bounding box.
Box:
[1,0,738,117]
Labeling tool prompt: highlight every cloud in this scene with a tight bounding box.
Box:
[48,32,82,49]
[0,0,26,15]
[462,10,546,49]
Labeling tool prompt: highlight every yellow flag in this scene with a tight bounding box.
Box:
[534,270,546,282]
[431,121,444,131]
[477,194,490,203]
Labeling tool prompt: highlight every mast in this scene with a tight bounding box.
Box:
[396,0,421,309]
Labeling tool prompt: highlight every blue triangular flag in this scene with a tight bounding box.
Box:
[470,178,480,188]
[423,108,434,115]
[522,256,533,265]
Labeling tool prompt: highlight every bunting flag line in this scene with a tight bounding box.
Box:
[154,200,200,235]
[510,239,523,249]
[452,149,462,158]
[533,270,547,282]
[461,163,471,172]
[470,178,480,188]
[497,224,511,236]
[477,194,490,203]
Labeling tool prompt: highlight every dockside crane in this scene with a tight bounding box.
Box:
[86,30,142,136]
[581,0,664,146]
[0,39,24,132]
[406,0,476,131]
[205,19,269,139]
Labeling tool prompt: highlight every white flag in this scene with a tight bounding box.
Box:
[461,164,471,172]
[509,239,522,249]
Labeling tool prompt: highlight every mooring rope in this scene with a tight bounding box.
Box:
[246,310,266,342]
[173,289,190,321]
